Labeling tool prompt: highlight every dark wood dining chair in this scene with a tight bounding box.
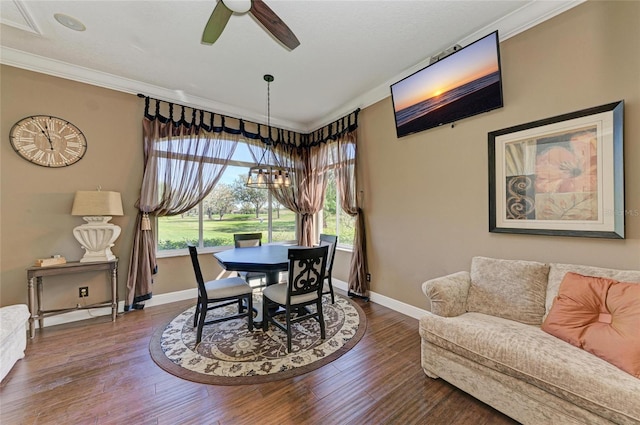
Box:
[261,245,329,353]
[233,233,267,287]
[188,245,254,344]
[319,234,338,303]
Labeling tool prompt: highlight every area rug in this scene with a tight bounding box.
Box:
[149,293,366,385]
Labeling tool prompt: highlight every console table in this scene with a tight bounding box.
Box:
[26,259,118,338]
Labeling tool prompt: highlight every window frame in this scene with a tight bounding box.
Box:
[319,167,356,251]
[155,138,298,258]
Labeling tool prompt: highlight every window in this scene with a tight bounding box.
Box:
[321,171,356,249]
[157,139,296,254]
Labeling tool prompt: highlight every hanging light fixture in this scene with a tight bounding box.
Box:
[246,74,292,189]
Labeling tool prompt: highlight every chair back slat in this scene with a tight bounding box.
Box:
[234,233,263,248]
[188,245,206,297]
[319,234,338,277]
[287,246,328,299]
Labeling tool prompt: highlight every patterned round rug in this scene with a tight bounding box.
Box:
[149,293,366,385]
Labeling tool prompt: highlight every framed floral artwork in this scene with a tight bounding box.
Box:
[488,101,624,238]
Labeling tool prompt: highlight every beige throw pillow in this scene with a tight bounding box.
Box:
[468,256,549,325]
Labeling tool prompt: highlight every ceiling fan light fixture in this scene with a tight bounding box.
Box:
[222,0,252,14]
[203,0,299,50]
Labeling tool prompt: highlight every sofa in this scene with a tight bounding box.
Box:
[419,257,640,425]
[1,304,30,382]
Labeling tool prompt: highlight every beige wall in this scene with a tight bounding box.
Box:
[0,64,347,309]
[1,67,143,308]
[359,1,640,310]
[1,1,638,313]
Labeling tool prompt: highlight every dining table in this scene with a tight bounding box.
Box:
[213,244,304,325]
[213,244,304,286]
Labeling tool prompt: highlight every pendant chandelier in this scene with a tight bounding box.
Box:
[246,74,292,189]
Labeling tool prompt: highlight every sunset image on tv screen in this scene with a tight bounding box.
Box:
[391,31,503,137]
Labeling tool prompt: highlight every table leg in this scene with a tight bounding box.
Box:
[265,270,281,286]
[27,277,36,339]
[110,265,118,321]
[36,277,44,331]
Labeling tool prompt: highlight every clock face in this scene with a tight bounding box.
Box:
[9,115,87,168]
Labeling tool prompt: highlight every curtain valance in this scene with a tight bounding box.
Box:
[139,95,303,148]
[304,109,360,147]
[139,94,359,147]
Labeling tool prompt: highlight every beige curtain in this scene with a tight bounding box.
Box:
[329,130,369,297]
[130,96,364,306]
[246,140,330,247]
[248,111,368,295]
[248,118,369,295]
[293,143,330,247]
[126,117,238,310]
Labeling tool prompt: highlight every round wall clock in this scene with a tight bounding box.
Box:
[9,115,87,168]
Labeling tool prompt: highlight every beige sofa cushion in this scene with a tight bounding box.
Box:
[419,312,640,424]
[467,256,549,325]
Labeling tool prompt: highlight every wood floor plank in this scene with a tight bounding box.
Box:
[293,386,377,425]
[0,296,518,425]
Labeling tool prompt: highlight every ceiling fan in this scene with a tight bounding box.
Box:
[202,0,300,50]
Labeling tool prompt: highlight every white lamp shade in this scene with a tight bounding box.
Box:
[72,191,123,216]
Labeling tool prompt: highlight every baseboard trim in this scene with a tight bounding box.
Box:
[368,291,428,320]
[333,278,428,319]
[39,279,427,328]
[36,288,198,329]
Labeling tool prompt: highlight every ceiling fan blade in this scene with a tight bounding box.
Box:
[250,0,300,50]
[202,1,233,45]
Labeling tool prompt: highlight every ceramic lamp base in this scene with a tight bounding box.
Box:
[73,216,121,263]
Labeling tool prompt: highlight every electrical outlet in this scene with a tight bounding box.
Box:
[79,287,89,298]
[366,273,371,282]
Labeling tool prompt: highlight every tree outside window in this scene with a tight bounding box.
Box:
[322,171,355,249]
[156,140,296,253]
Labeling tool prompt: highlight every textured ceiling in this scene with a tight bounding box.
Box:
[0,0,582,132]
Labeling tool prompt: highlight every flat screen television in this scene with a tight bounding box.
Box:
[390,31,503,138]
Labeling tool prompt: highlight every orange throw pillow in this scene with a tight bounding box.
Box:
[542,272,640,378]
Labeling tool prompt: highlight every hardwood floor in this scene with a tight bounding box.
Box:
[1,295,518,425]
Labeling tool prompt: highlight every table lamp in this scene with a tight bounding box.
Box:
[71,189,123,262]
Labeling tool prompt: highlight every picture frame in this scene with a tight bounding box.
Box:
[488,101,624,239]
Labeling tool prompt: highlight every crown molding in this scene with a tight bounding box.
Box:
[1,0,584,134]
[0,46,304,132]
[307,0,585,131]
